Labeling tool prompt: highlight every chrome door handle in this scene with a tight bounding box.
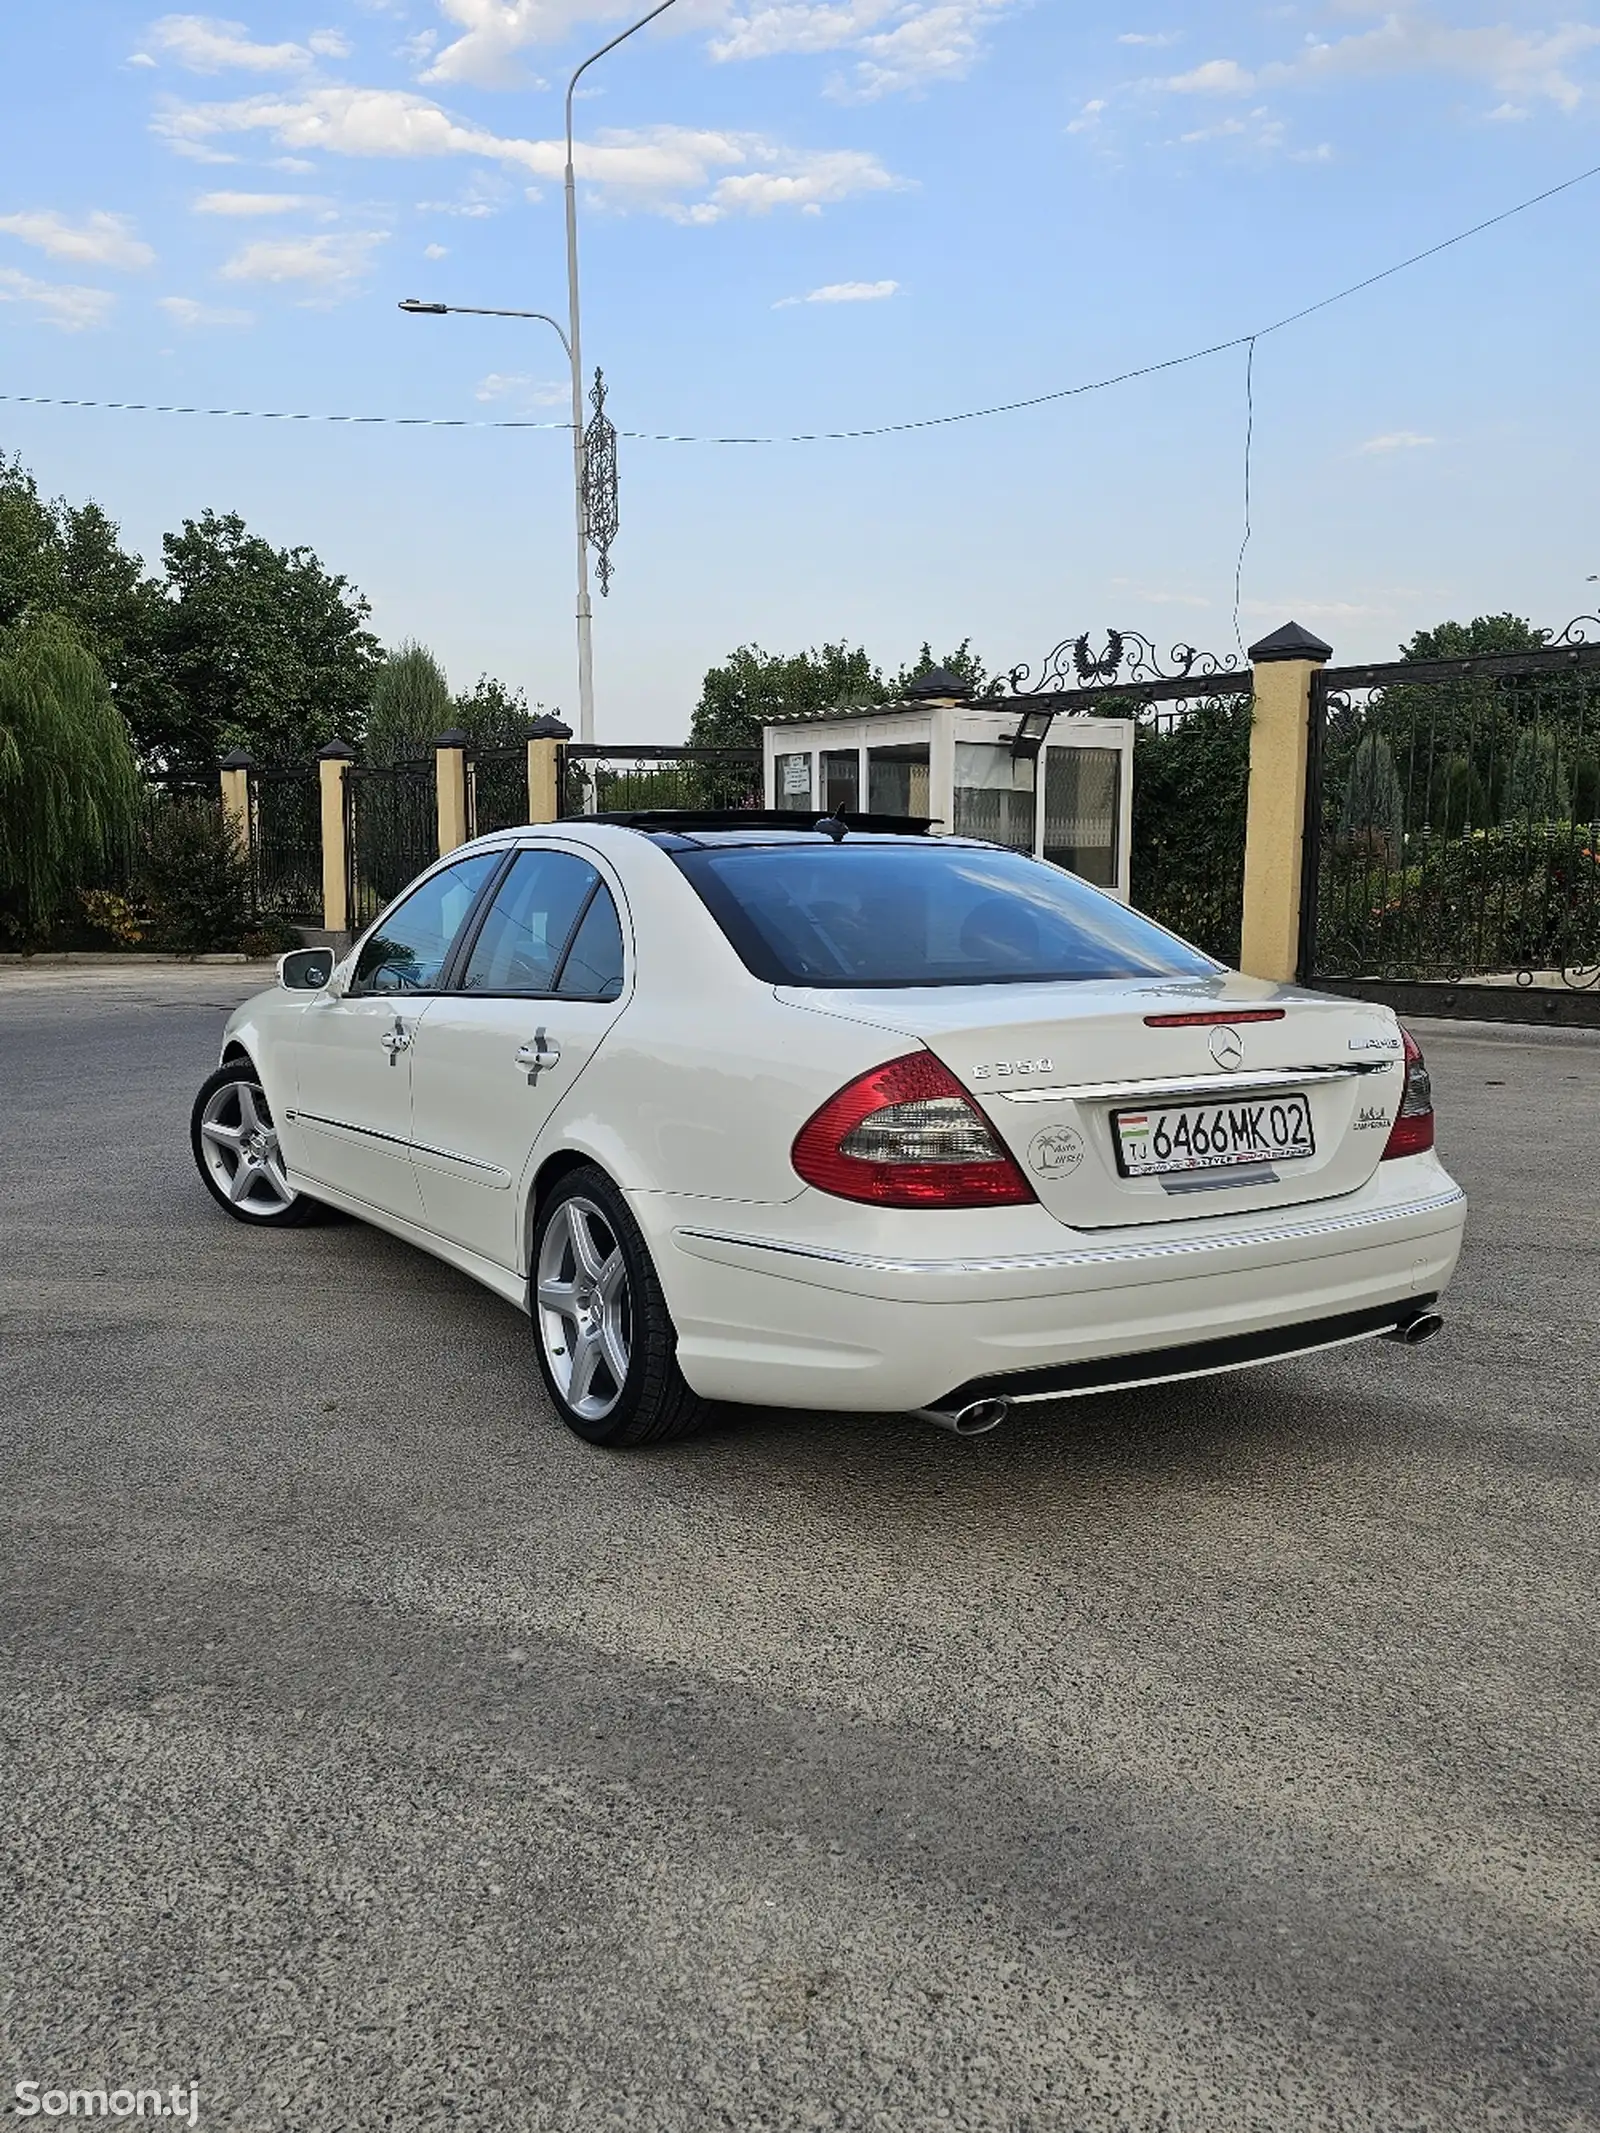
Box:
[515,1030,561,1085]
[380,1017,412,1064]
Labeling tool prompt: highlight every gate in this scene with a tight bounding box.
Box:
[1300,622,1600,1020]
[468,747,530,838]
[996,633,1254,967]
[344,759,436,929]
[248,765,321,923]
[558,744,762,819]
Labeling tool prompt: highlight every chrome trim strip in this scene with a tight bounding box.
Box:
[673,1187,1465,1279]
[1000,1065,1379,1106]
[293,1110,508,1182]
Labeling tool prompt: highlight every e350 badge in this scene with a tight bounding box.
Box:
[1028,1126,1085,1176]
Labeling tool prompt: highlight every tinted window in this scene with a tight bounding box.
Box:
[557,887,625,1001]
[677,842,1219,988]
[353,853,500,994]
[460,849,598,995]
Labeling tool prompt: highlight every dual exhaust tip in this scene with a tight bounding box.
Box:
[916,1307,1447,1436]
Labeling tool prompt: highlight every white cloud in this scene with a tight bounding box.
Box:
[775,276,898,304]
[1281,11,1600,113]
[421,0,596,87]
[474,371,568,406]
[159,293,255,324]
[423,240,448,257]
[127,49,158,65]
[1066,96,1105,133]
[1359,430,1437,455]
[155,87,902,219]
[0,268,115,330]
[308,29,352,57]
[148,14,327,72]
[219,228,389,292]
[1118,31,1178,48]
[709,0,1020,97]
[1166,57,1255,94]
[0,209,154,270]
[193,189,322,213]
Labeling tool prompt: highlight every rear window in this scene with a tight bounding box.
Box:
[676,841,1219,988]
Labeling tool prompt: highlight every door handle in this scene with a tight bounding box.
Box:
[515,1030,561,1085]
[381,1017,412,1064]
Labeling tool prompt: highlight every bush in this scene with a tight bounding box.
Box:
[78,887,148,946]
[240,915,305,959]
[138,798,251,952]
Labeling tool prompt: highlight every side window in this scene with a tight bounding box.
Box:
[352,853,500,995]
[459,849,599,996]
[556,884,626,1001]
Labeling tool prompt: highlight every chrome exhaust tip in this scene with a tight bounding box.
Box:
[913,1397,1011,1437]
[1384,1309,1445,1347]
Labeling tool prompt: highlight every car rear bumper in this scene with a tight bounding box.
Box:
[646,1158,1467,1413]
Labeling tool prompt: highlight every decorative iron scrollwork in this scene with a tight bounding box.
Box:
[1002,630,1239,697]
[1549,613,1600,648]
[582,368,619,597]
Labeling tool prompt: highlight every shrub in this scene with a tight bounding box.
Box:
[240,915,305,959]
[138,798,251,953]
[79,887,148,946]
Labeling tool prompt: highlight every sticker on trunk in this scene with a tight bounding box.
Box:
[1029,1125,1085,1176]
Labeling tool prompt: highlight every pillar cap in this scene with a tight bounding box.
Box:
[218,747,254,770]
[528,714,574,740]
[317,738,356,760]
[434,726,471,749]
[1247,621,1333,664]
[905,665,974,703]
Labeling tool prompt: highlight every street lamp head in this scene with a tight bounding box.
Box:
[398,298,449,315]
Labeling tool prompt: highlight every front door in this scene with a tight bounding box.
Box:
[285,850,502,1219]
[408,848,631,1270]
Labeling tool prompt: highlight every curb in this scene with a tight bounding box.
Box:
[0,952,264,967]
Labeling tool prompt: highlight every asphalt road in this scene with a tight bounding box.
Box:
[1,966,1596,2133]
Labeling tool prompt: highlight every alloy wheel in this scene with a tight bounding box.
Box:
[536,1195,633,1423]
[198,1079,296,1218]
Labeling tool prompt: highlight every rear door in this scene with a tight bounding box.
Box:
[779,975,1407,1229]
[408,848,631,1270]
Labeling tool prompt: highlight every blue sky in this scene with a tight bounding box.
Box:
[3,1,1599,737]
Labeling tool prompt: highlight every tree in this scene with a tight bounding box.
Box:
[455,673,540,749]
[1503,728,1569,824]
[889,639,991,697]
[366,641,454,764]
[1339,732,1405,855]
[690,642,883,750]
[1400,614,1548,663]
[155,510,381,768]
[0,615,141,937]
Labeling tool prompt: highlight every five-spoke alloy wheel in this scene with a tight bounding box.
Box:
[530,1166,707,1447]
[190,1061,326,1227]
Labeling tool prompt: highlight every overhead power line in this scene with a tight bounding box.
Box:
[3,155,1598,447]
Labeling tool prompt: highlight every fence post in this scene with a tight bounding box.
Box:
[527,714,573,825]
[218,747,252,848]
[434,728,470,854]
[1239,622,1332,982]
[317,739,355,937]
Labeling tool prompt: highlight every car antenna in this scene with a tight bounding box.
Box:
[815,801,848,844]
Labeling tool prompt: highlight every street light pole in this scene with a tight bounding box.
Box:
[564,0,680,743]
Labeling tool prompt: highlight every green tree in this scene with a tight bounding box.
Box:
[1503,728,1569,823]
[155,510,381,768]
[1339,732,1405,854]
[889,639,991,697]
[455,673,540,748]
[366,640,453,764]
[1427,753,1487,837]
[0,615,141,937]
[690,642,883,750]
[1400,614,1548,662]
[1572,755,1600,823]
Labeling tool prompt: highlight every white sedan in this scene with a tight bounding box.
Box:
[191,813,1465,1446]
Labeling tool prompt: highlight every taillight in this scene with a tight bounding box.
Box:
[1381,1029,1435,1160]
[792,1050,1035,1208]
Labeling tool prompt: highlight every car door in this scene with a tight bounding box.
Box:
[407,847,631,1270]
[284,851,502,1219]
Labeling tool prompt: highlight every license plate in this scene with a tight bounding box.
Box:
[1114,1094,1315,1177]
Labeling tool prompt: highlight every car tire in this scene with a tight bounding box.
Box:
[530,1164,709,1448]
[190,1060,329,1228]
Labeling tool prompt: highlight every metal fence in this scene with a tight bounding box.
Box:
[558,744,763,819]
[469,747,530,838]
[249,765,322,923]
[1301,623,1600,993]
[345,759,437,930]
[995,634,1254,967]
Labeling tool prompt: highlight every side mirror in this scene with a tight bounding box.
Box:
[278,947,334,992]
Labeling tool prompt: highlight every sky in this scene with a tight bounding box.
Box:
[3,1,1600,739]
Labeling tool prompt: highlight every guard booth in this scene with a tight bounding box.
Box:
[761,667,1135,900]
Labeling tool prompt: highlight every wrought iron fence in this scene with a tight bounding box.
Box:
[345,758,437,929]
[558,745,763,819]
[1301,623,1600,992]
[998,631,1254,967]
[248,765,321,923]
[469,747,530,837]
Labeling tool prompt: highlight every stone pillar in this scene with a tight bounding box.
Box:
[434,728,470,855]
[317,739,355,937]
[1239,622,1332,982]
[218,747,252,852]
[526,714,573,826]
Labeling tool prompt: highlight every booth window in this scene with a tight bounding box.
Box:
[867,744,930,820]
[820,750,860,814]
[953,742,1036,853]
[775,751,813,812]
[1043,746,1121,887]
